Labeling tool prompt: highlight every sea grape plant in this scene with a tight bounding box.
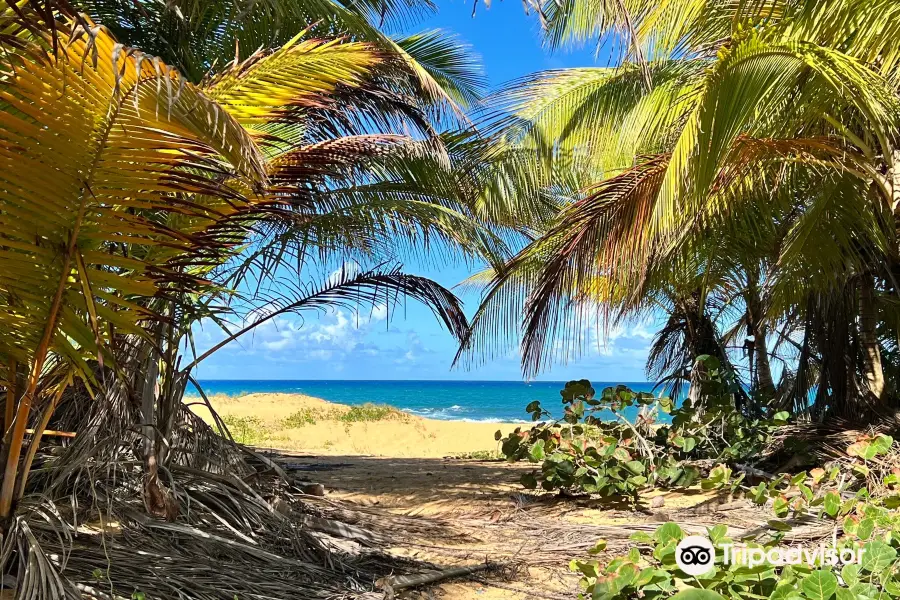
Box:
[497,373,787,500]
[496,380,692,499]
[572,519,900,600]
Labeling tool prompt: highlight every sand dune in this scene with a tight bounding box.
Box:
[187,392,521,458]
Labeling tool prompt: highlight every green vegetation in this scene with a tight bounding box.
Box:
[470,2,900,593]
[342,403,409,423]
[0,1,528,597]
[503,376,900,599]
[281,403,409,427]
[0,0,496,530]
[280,409,320,429]
[574,466,900,600]
[573,518,900,600]
[221,416,275,445]
[220,403,410,444]
[499,372,786,501]
[504,375,900,599]
[2,0,900,598]
[461,0,900,423]
[449,450,503,460]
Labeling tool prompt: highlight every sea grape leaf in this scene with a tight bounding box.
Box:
[800,571,837,600]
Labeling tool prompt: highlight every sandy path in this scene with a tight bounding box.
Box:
[266,450,761,600]
[191,394,771,599]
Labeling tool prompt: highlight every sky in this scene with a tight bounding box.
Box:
[191,0,659,382]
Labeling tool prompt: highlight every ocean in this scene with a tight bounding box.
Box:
[188,380,662,423]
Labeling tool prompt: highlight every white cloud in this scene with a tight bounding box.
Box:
[192,302,409,371]
[326,261,362,286]
[371,304,389,322]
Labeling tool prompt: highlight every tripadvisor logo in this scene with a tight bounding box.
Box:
[675,534,866,575]
[676,536,716,575]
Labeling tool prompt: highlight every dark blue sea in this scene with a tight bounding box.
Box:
[188,380,661,423]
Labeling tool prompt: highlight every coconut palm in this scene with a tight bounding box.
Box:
[0,7,535,594]
[72,0,486,124]
[462,0,900,419]
[2,1,549,548]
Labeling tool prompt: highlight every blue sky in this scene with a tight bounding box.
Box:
[191,1,658,382]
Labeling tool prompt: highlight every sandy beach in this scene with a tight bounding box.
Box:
[183,392,736,600]
[188,392,522,458]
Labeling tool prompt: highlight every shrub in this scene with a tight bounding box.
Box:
[497,365,786,500]
[280,403,408,428]
[222,415,271,445]
[575,436,900,600]
[281,409,319,428]
[573,513,900,600]
[341,403,407,422]
[496,380,674,499]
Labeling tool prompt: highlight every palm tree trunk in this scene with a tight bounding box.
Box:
[859,273,885,401]
[3,360,15,434]
[687,357,704,417]
[744,268,776,400]
[140,353,159,472]
[754,324,777,399]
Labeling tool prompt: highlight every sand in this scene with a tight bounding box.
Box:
[186,392,735,600]
[187,392,522,458]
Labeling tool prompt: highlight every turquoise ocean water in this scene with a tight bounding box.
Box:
[189,380,661,423]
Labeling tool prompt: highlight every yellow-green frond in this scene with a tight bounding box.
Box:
[205,37,383,125]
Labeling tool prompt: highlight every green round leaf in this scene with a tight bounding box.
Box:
[856,518,875,540]
[800,570,837,600]
[860,540,897,572]
[654,522,684,545]
[823,492,841,517]
[529,439,546,462]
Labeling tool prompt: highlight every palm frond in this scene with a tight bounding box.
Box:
[204,36,383,126]
[74,0,437,80]
[393,29,486,110]
[0,13,262,377]
[186,264,468,370]
[485,61,702,177]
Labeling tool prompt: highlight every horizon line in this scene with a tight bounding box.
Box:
[192,378,655,383]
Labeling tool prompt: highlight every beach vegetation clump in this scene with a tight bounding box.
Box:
[281,403,409,428]
[449,450,503,460]
[498,373,784,500]
[573,518,900,600]
[575,454,900,600]
[281,409,321,428]
[342,403,409,423]
[222,416,274,445]
[515,378,900,599]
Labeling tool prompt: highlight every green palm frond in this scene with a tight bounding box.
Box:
[650,31,899,258]
[488,61,702,175]
[0,7,277,517]
[0,14,263,375]
[783,0,900,80]
[393,29,486,110]
[75,0,480,126]
[74,0,437,80]
[204,36,383,126]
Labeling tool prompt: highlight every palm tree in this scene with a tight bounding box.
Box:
[0,6,534,593]
[462,0,900,420]
[73,0,485,119]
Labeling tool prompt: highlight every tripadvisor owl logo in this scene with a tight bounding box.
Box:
[674,532,866,575]
[676,536,716,575]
